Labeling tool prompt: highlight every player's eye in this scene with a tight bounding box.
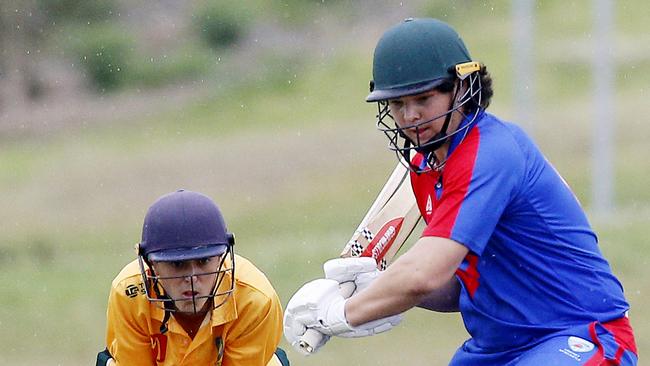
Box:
[170,261,185,269]
[388,100,403,109]
[197,257,211,266]
[417,95,430,104]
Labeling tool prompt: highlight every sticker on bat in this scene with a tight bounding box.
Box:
[360,217,404,263]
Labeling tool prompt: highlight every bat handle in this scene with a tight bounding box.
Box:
[297,281,356,354]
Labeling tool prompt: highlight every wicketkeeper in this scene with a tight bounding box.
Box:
[97,189,289,365]
[284,17,638,365]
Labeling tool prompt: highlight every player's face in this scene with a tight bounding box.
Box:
[387,89,459,146]
[152,256,222,313]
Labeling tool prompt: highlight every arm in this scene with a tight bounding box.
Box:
[416,276,460,312]
[345,235,468,326]
[283,239,461,351]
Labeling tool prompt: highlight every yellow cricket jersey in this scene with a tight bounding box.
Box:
[105,255,283,366]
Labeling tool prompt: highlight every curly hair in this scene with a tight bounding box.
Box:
[435,65,494,114]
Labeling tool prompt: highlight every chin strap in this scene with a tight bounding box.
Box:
[413,80,462,162]
[159,307,172,334]
[151,275,174,334]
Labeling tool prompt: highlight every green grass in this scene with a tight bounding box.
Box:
[1,1,649,364]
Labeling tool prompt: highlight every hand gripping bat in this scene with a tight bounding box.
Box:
[298,162,421,353]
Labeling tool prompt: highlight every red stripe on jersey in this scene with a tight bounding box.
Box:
[584,323,605,365]
[409,154,441,223]
[614,347,626,363]
[422,127,481,238]
[585,317,637,365]
[455,253,480,298]
[151,333,168,362]
[603,316,638,356]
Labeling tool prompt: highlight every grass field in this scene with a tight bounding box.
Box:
[1,2,649,365]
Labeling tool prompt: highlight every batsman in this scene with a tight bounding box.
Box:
[284,18,638,365]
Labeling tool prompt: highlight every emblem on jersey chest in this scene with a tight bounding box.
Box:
[425,195,433,216]
[434,176,443,200]
[426,176,442,217]
[412,170,442,220]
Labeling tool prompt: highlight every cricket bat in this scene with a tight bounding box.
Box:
[298,162,421,354]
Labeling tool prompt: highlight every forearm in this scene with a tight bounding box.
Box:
[416,276,460,312]
[345,236,468,326]
[344,265,427,326]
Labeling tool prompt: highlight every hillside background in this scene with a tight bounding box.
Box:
[1,0,648,365]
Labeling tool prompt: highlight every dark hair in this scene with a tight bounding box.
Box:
[435,65,493,113]
[476,65,493,110]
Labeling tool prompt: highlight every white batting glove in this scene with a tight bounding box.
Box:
[323,258,402,338]
[283,278,402,353]
[323,257,380,294]
[284,279,338,354]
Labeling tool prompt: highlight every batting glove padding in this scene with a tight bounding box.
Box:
[323,257,380,294]
[283,278,402,354]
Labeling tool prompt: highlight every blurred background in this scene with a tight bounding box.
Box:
[1,0,648,365]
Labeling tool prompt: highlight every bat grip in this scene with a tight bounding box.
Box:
[297,281,356,354]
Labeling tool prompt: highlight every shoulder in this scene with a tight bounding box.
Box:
[442,114,533,197]
[112,259,144,290]
[219,256,283,353]
[233,255,279,303]
[106,259,153,333]
[232,255,281,317]
[453,113,531,174]
[109,259,150,305]
[474,113,536,158]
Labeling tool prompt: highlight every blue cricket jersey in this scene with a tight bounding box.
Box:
[409,112,630,356]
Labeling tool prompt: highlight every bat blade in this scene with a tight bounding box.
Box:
[297,162,421,354]
[340,163,420,268]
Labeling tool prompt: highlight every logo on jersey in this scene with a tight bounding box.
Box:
[125,283,145,298]
[425,195,433,216]
[568,336,594,353]
[151,333,168,362]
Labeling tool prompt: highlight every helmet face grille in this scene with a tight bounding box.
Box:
[375,72,484,173]
[138,244,236,313]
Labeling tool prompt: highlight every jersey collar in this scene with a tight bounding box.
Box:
[447,109,485,157]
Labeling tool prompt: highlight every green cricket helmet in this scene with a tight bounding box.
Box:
[367,18,472,102]
[367,18,484,172]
